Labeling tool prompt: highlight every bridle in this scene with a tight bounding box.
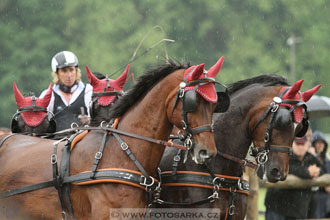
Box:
[171,71,225,157]
[89,76,124,118]
[11,95,56,134]
[250,87,307,165]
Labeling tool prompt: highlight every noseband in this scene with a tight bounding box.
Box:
[250,87,307,164]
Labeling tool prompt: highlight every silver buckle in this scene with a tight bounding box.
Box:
[95,152,102,160]
[51,154,57,164]
[120,142,129,151]
[140,176,155,187]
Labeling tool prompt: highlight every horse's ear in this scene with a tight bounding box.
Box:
[13,82,25,108]
[39,83,53,108]
[301,84,322,102]
[190,63,205,80]
[114,64,130,89]
[85,65,100,87]
[286,79,304,99]
[207,56,224,78]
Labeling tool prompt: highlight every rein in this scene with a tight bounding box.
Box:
[217,151,258,170]
[70,125,187,150]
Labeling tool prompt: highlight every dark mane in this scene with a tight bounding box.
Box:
[227,74,289,95]
[108,60,190,119]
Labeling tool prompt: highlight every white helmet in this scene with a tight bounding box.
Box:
[51,51,79,72]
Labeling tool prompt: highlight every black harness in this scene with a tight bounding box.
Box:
[0,75,219,219]
[171,71,228,159]
[250,87,308,165]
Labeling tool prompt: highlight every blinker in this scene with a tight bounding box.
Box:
[183,90,197,113]
[214,92,230,113]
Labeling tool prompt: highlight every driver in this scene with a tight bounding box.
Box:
[40,51,92,131]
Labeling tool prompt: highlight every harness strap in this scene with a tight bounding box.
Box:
[52,138,67,220]
[0,180,55,198]
[68,126,187,150]
[0,134,15,148]
[190,124,213,134]
[60,133,78,219]
[158,197,215,207]
[92,91,123,97]
[112,133,150,180]
[256,145,292,154]
[90,131,108,179]
[158,171,249,206]
[171,148,182,175]
[63,168,159,191]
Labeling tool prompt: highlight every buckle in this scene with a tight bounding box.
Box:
[95,152,102,160]
[140,176,155,187]
[237,179,243,191]
[51,154,57,164]
[173,155,181,162]
[212,177,224,186]
[120,142,129,151]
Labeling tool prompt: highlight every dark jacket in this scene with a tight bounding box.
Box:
[310,130,330,218]
[265,152,323,219]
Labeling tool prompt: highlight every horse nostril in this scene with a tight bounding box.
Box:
[270,168,281,179]
[198,150,209,159]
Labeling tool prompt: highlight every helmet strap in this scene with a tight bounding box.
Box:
[59,82,77,93]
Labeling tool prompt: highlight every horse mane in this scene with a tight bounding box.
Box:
[227,74,289,95]
[108,60,190,119]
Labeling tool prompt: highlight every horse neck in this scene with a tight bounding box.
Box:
[209,85,277,177]
[110,70,184,174]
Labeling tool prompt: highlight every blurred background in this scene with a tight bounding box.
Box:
[1,0,330,130]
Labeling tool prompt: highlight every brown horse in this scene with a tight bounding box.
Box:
[11,82,56,135]
[158,75,321,219]
[0,59,225,219]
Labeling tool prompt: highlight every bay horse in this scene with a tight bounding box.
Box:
[0,58,225,220]
[11,82,56,135]
[158,75,321,219]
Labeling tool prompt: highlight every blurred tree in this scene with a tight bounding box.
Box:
[0,0,67,127]
[1,0,330,131]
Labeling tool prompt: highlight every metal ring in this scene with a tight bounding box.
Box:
[229,205,235,215]
[257,151,269,164]
[271,103,279,112]
[71,122,79,129]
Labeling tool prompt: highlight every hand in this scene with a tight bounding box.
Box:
[325,186,330,194]
[307,164,320,178]
[78,115,90,126]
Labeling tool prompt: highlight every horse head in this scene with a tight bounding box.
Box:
[86,65,129,125]
[250,80,321,182]
[166,57,225,164]
[11,82,56,135]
